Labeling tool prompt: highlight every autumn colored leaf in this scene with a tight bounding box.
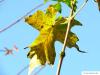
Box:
[25,6,57,75]
[25,5,83,75]
[25,6,57,31]
[27,27,56,64]
[53,17,82,49]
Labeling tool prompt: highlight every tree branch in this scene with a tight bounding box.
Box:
[56,4,74,75]
[72,0,88,19]
[34,66,45,75]
[56,0,88,75]
[17,65,45,75]
[17,65,29,75]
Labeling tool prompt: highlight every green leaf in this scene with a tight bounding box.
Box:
[44,0,49,3]
[63,0,77,11]
[51,2,62,13]
[51,0,77,11]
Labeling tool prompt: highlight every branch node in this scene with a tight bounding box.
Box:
[60,51,65,58]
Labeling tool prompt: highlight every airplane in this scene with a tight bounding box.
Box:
[4,47,13,55]
[4,44,19,55]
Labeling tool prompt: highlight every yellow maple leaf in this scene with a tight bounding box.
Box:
[25,5,85,75]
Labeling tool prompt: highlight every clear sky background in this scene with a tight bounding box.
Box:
[0,0,100,75]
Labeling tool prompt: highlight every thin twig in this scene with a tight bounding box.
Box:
[17,65,29,75]
[34,66,45,75]
[0,0,4,3]
[17,65,45,75]
[56,4,74,75]
[71,0,88,19]
[0,3,44,34]
[56,0,88,75]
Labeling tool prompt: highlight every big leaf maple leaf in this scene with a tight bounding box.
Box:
[25,5,85,75]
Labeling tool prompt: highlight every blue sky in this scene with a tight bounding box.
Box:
[0,0,100,75]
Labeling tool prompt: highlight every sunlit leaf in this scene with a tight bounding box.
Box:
[54,17,81,49]
[62,0,77,11]
[25,5,83,75]
[25,5,57,31]
[28,55,41,75]
[51,0,77,11]
[51,2,62,13]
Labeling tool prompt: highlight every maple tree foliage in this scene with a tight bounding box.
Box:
[0,0,100,75]
[25,2,86,74]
